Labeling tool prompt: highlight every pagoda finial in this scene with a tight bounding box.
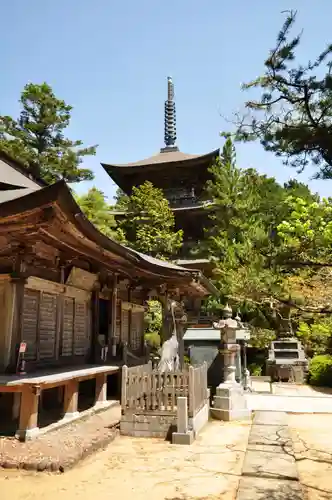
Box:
[161,76,179,152]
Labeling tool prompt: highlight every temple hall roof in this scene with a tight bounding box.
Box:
[0,173,217,296]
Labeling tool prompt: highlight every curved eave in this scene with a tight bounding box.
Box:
[0,181,214,294]
[102,149,219,171]
[101,149,220,192]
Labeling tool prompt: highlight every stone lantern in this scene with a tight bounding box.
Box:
[210,305,251,421]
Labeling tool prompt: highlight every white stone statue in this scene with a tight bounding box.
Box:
[158,300,180,372]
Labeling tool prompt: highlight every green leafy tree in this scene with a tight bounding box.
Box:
[0,82,96,183]
[75,188,125,242]
[296,317,332,356]
[277,196,332,266]
[113,188,129,209]
[229,11,332,179]
[203,139,329,342]
[205,138,282,306]
[144,300,162,351]
[118,181,183,259]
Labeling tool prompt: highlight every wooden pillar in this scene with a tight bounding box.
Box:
[95,373,108,407]
[127,286,132,349]
[12,392,21,420]
[10,277,27,370]
[91,283,100,363]
[15,385,40,440]
[63,380,79,419]
[109,275,118,356]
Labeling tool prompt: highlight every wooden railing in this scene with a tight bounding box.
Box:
[121,362,207,416]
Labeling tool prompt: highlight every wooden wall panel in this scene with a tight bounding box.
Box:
[121,308,129,343]
[74,301,87,355]
[39,293,57,359]
[22,289,39,361]
[62,297,74,356]
[130,310,143,352]
[115,301,121,342]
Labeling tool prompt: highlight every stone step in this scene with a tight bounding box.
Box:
[253,411,288,426]
[237,477,302,500]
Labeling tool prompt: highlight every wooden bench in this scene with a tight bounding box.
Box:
[0,365,120,440]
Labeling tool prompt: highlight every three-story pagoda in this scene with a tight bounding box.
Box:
[101,77,219,274]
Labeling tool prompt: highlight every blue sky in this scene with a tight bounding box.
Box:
[1,1,332,199]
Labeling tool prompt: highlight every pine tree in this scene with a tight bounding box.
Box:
[0,82,96,183]
[75,188,124,242]
[229,11,332,179]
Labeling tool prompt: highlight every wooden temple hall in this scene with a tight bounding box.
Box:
[0,151,215,440]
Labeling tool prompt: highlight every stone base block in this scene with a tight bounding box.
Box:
[210,407,251,421]
[211,382,251,421]
[120,412,176,438]
[15,427,40,441]
[94,401,110,411]
[172,430,194,445]
[62,411,79,420]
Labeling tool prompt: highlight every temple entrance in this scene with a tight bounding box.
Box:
[99,299,110,344]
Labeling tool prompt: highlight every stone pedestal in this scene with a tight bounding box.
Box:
[211,306,251,422]
[172,396,194,445]
[211,382,251,421]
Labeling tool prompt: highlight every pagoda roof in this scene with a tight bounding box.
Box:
[102,149,219,169]
[0,180,217,297]
[101,148,219,193]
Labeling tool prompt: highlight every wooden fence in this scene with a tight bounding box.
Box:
[188,363,208,417]
[121,362,208,417]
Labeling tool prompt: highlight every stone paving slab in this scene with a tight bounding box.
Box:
[248,424,291,446]
[240,411,299,487]
[241,448,298,481]
[246,443,293,455]
[246,393,332,413]
[237,477,303,500]
[253,411,288,426]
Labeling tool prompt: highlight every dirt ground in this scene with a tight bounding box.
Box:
[0,420,250,500]
[288,414,332,500]
[0,404,120,471]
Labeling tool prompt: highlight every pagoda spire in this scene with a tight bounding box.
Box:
[161,76,179,152]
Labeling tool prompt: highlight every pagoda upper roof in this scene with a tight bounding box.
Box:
[102,148,219,170]
[101,148,220,194]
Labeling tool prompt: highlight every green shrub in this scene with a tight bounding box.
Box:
[248,363,262,376]
[144,332,161,351]
[309,355,332,387]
